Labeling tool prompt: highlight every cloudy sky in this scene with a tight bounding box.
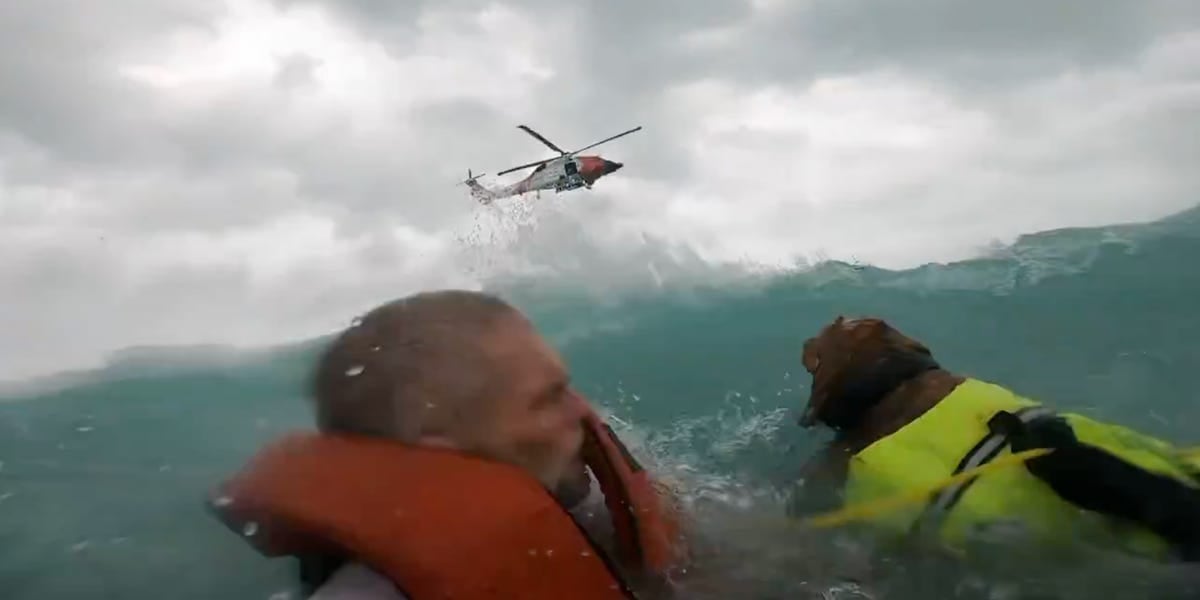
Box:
[2,0,1198,381]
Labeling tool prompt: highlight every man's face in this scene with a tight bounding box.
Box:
[468,318,592,507]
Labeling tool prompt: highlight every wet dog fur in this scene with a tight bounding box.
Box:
[788,316,961,511]
[788,315,1200,559]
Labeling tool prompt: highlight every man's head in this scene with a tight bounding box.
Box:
[311,290,592,507]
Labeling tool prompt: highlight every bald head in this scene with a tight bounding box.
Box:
[311,289,592,504]
[311,290,523,442]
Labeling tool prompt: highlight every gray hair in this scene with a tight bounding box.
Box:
[310,290,522,441]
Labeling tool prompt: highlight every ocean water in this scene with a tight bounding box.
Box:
[2,203,1199,599]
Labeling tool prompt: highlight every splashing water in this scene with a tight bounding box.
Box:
[0,205,1198,598]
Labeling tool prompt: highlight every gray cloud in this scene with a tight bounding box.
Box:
[0,1,220,164]
[1,0,1198,380]
[273,53,321,90]
[764,1,1178,73]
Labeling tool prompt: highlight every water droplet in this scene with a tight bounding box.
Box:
[76,426,93,433]
[213,496,233,507]
[370,345,382,352]
[544,549,554,557]
[527,549,536,556]
[580,550,591,557]
[425,402,436,409]
[268,592,292,600]
[243,522,259,536]
[70,540,91,553]
[345,365,364,377]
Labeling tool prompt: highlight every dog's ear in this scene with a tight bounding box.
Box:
[845,318,884,339]
[799,321,845,427]
[894,334,932,357]
[801,338,820,374]
[880,322,933,357]
[802,371,832,427]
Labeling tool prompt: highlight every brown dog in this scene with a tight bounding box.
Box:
[789,314,1200,562]
[789,315,962,510]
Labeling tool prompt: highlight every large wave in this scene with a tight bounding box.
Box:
[1,203,1198,598]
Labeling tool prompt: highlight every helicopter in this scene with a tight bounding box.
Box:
[461,124,641,204]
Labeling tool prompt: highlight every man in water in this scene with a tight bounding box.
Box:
[208,290,686,599]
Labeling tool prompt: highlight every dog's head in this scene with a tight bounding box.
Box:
[798,316,938,430]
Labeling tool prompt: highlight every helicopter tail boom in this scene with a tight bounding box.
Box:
[460,169,497,205]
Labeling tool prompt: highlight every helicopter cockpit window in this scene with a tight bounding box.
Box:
[564,161,578,175]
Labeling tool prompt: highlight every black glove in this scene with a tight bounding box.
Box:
[1007,414,1078,454]
[991,411,1200,560]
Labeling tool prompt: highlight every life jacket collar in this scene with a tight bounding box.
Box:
[208,407,686,599]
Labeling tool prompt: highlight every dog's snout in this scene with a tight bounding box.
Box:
[801,338,820,374]
[797,404,818,428]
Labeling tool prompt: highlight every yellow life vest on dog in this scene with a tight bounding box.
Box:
[843,378,1200,558]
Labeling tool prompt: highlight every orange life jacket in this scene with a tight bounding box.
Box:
[207,408,687,599]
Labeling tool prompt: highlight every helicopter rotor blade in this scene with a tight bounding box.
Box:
[492,125,641,177]
[517,125,566,155]
[567,126,642,156]
[496,157,553,177]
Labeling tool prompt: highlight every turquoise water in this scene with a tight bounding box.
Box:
[2,204,1199,599]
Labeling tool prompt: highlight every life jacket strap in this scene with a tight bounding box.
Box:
[910,405,1057,537]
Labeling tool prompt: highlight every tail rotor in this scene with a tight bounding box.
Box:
[460,169,485,185]
[459,169,495,205]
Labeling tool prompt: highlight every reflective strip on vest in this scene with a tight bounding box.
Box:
[911,405,1055,537]
[841,378,1196,559]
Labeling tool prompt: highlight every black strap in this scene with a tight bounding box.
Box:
[297,554,346,595]
[909,405,1056,537]
[1179,458,1200,486]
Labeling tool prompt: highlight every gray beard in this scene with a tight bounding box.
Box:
[553,466,593,509]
